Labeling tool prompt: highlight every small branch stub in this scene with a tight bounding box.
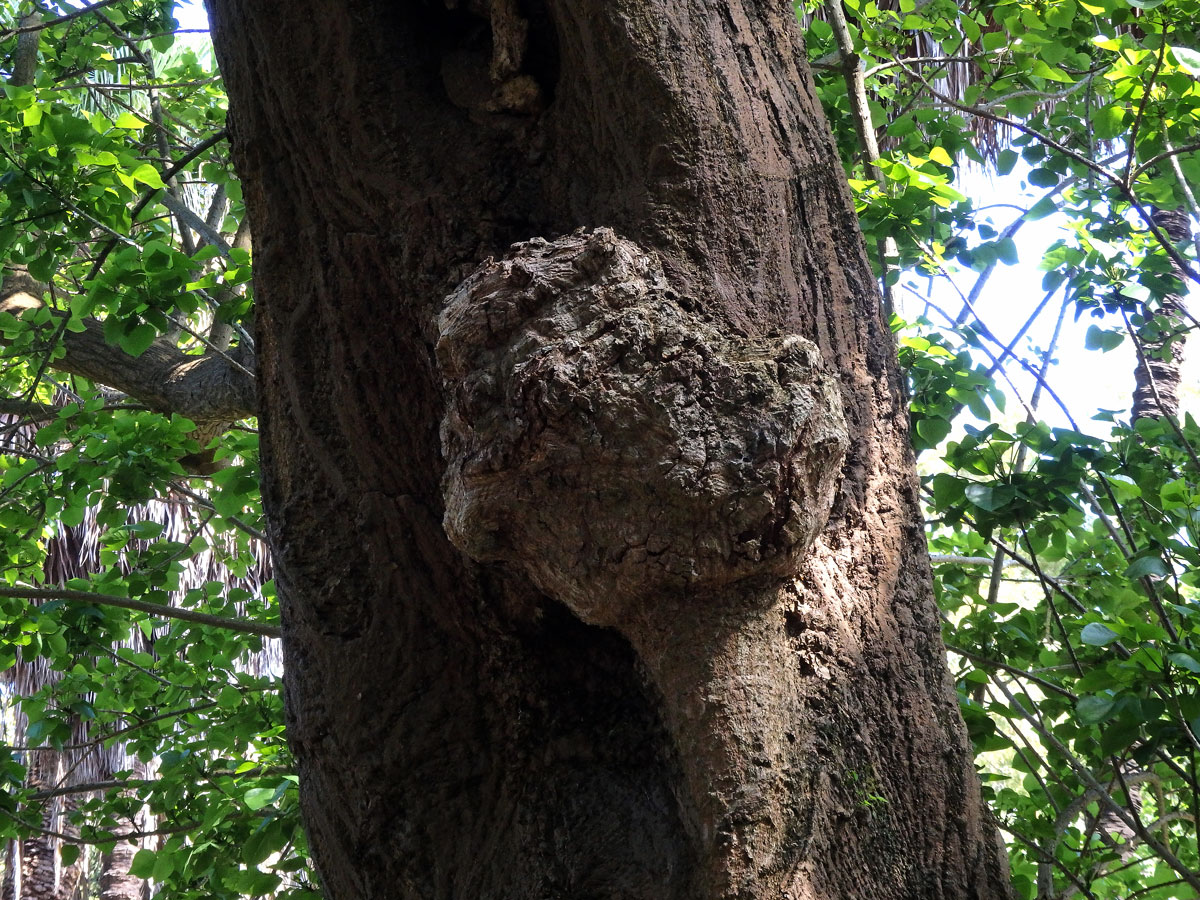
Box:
[437,228,848,625]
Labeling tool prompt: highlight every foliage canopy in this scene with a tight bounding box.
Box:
[0,0,1196,897]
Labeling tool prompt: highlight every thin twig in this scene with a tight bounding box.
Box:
[0,0,126,40]
[0,586,279,638]
[1124,38,1169,185]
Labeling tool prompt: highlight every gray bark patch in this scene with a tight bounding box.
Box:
[438,228,848,625]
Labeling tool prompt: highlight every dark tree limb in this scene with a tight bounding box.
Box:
[1131,207,1190,422]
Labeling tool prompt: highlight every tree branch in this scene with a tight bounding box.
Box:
[0,273,256,424]
[896,60,1200,284]
[0,0,127,41]
[87,128,228,281]
[825,0,897,316]
[0,585,280,638]
[160,190,231,257]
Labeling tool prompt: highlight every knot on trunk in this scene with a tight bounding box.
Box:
[437,228,848,625]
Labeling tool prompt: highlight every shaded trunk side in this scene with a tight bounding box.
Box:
[207,2,1010,898]
[98,758,151,900]
[50,795,81,900]
[1,835,16,900]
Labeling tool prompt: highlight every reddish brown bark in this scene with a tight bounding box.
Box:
[205,2,1010,898]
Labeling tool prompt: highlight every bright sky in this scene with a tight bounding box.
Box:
[174,0,207,30]
[896,162,1199,434]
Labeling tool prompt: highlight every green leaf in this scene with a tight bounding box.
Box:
[964,389,990,421]
[916,416,952,448]
[217,685,243,710]
[964,483,1006,511]
[1080,622,1119,646]
[994,238,1018,265]
[152,850,176,881]
[1084,324,1124,351]
[1077,695,1115,724]
[981,30,1008,51]
[1030,59,1073,83]
[243,787,276,811]
[1125,555,1170,579]
[118,323,157,357]
[928,146,954,166]
[113,111,148,130]
[129,850,156,878]
[1174,46,1200,76]
[129,164,165,189]
[1093,104,1126,140]
[1169,652,1200,674]
[1026,197,1058,220]
[1160,478,1190,510]
[1027,167,1060,188]
[60,845,80,867]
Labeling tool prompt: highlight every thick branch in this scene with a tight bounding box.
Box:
[0,273,256,423]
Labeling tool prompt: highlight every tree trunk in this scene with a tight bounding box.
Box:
[1131,207,1191,422]
[205,2,1010,898]
[17,751,63,900]
[98,758,151,900]
[50,794,82,900]
[98,842,142,900]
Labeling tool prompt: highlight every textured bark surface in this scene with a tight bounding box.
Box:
[438,228,848,619]
[98,757,150,900]
[0,270,254,473]
[206,1,1010,898]
[99,842,143,900]
[15,750,66,900]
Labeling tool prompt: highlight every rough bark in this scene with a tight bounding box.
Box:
[99,841,142,900]
[50,794,81,900]
[206,2,1010,898]
[1131,207,1190,421]
[1,839,15,900]
[10,8,41,88]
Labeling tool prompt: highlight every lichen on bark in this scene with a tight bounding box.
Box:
[438,228,848,625]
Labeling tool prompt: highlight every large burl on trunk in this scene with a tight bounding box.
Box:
[206,2,1011,898]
